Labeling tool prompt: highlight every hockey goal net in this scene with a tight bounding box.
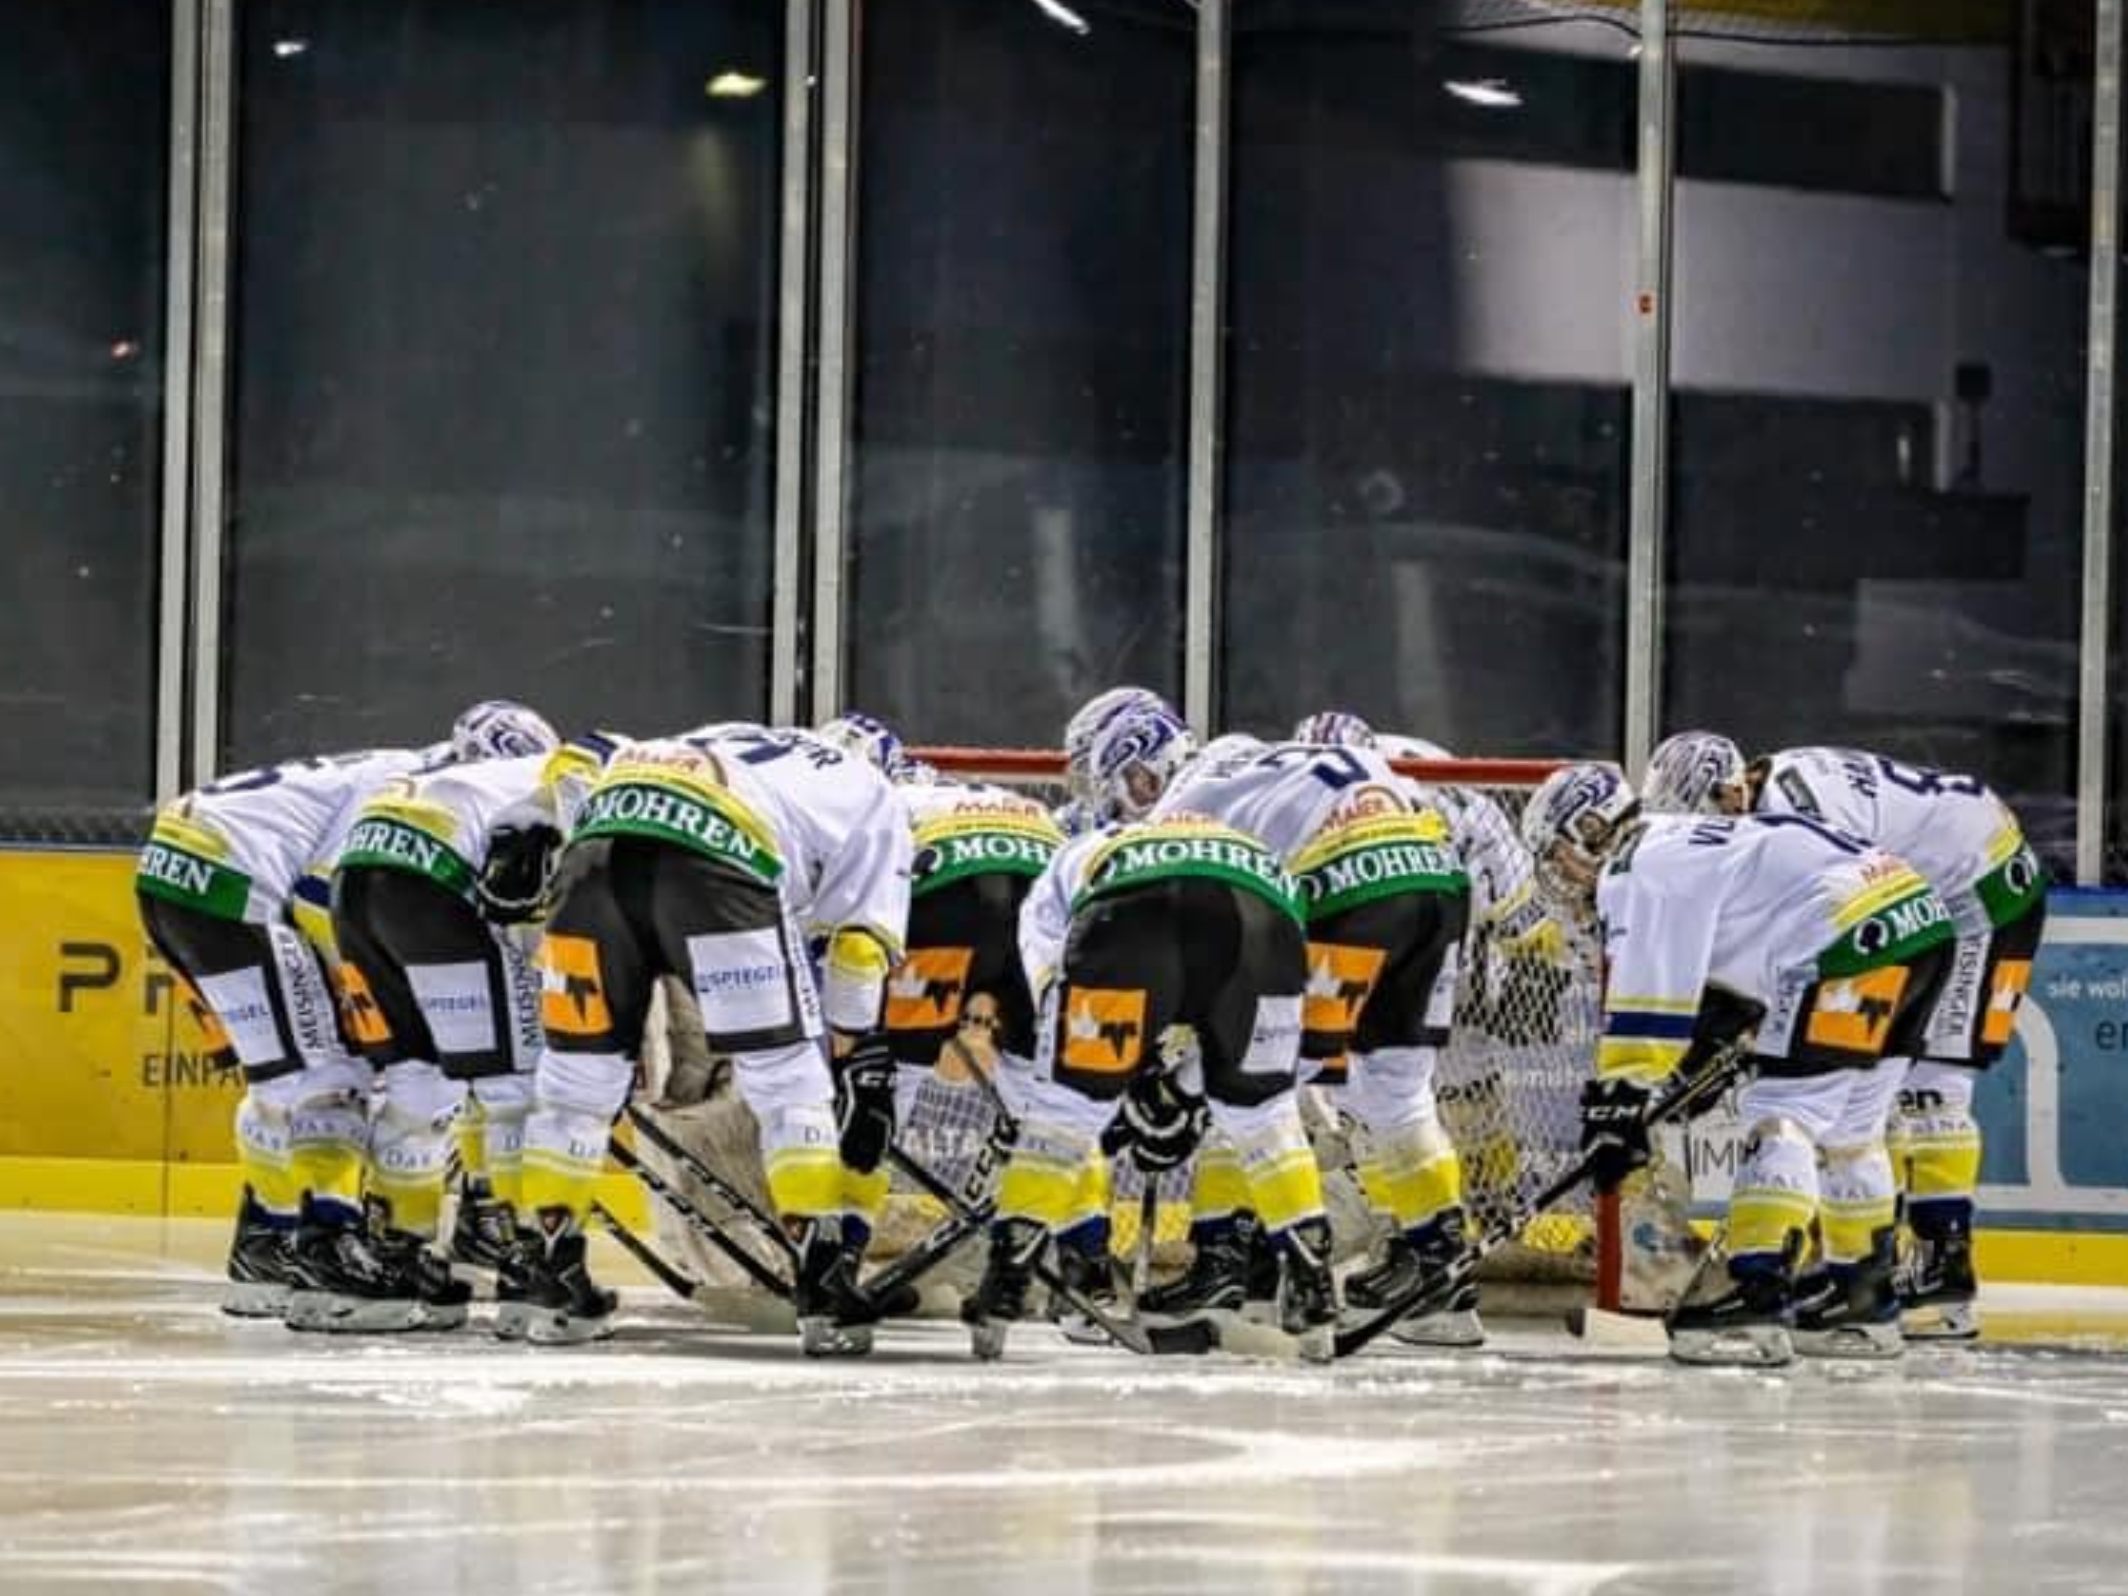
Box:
[633,747,1622,1312]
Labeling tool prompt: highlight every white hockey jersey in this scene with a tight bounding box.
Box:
[140,747,448,923]
[568,724,911,954]
[335,753,552,899]
[1750,747,2041,926]
[1594,813,1953,1083]
[1374,732,1546,943]
[1018,814,1302,1001]
[900,779,1064,896]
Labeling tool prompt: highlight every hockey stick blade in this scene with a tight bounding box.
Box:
[885,1143,1214,1357]
[1334,1047,1753,1359]
[624,1104,800,1262]
[591,1200,703,1302]
[609,1137,794,1300]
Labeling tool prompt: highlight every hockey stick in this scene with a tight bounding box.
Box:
[608,1136,794,1299]
[592,1199,705,1302]
[1333,1046,1753,1359]
[624,1103,800,1263]
[886,1143,1217,1356]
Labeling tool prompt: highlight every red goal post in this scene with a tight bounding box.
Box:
[906,745,1625,1312]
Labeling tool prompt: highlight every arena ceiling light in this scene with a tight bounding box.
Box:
[1444,78,1522,109]
[706,71,767,99]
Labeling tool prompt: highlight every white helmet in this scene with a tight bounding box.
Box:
[815,711,911,778]
[451,700,560,762]
[1064,686,1173,801]
[1090,702,1198,821]
[1519,762,1640,913]
[1643,731,1748,815]
[1291,711,1376,748]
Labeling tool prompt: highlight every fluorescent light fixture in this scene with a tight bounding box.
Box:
[706,70,767,99]
[1028,0,1091,35]
[1444,78,1521,110]
[273,38,308,58]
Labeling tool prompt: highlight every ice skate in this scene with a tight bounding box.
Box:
[1795,1230,1903,1359]
[447,1178,519,1273]
[1668,1263,1795,1368]
[963,1217,1046,1361]
[284,1197,428,1333]
[222,1187,298,1319]
[374,1228,474,1332]
[1137,1215,1254,1325]
[1278,1218,1339,1364]
[1901,1219,1980,1342]
[491,1230,543,1341]
[792,1219,875,1358]
[1052,1241,1121,1346]
[519,1218,617,1345]
[1344,1214,1485,1349]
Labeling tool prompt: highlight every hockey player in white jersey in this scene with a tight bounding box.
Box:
[1524,763,1956,1364]
[330,720,570,1334]
[516,723,912,1351]
[963,774,1339,1360]
[1087,708,1480,1345]
[132,700,547,1327]
[1642,733,2046,1339]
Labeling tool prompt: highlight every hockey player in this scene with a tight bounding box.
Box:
[514,723,912,1351]
[1523,762,1956,1364]
[132,702,541,1327]
[963,768,1338,1360]
[1057,686,1177,835]
[328,711,566,1333]
[1641,733,2046,1339]
[1065,708,1479,1344]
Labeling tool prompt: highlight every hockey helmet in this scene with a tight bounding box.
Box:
[1290,711,1376,748]
[1520,761,1640,912]
[451,700,560,762]
[1090,702,1198,821]
[1064,686,1174,801]
[1643,731,1748,815]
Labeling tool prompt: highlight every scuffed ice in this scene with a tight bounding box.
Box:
[2,1216,2126,1595]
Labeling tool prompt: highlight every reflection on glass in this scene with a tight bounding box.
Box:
[225,0,782,763]
[0,4,168,817]
[1221,1,1632,754]
[1665,17,2089,879]
[847,0,1190,746]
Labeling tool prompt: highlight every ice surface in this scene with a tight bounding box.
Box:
[2,1214,2127,1595]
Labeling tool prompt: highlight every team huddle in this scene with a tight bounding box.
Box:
[134,689,2043,1367]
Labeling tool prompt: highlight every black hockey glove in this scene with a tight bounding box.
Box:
[1579,1076,1654,1195]
[832,1031,899,1175]
[476,822,563,924]
[1100,1070,1209,1174]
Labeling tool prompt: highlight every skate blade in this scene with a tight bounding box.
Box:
[523,1308,615,1346]
[1902,1302,1980,1342]
[284,1292,428,1335]
[1056,1312,1115,1347]
[1388,1309,1486,1350]
[968,1320,1010,1361]
[221,1281,292,1318]
[1795,1322,1904,1360]
[492,1302,533,1342]
[1667,1323,1794,1368]
[414,1301,471,1333]
[798,1317,874,1358]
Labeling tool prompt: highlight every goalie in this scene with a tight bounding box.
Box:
[1522,763,1955,1365]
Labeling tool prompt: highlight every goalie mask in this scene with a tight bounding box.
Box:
[1090,703,1198,821]
[816,711,912,779]
[451,700,560,762]
[1643,731,1748,816]
[1064,686,1174,802]
[1290,711,1376,748]
[1520,761,1640,915]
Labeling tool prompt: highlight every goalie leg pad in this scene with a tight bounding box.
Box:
[522,1048,631,1223]
[368,1060,465,1239]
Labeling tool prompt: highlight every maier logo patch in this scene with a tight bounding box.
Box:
[1804,964,1909,1054]
[335,962,394,1047]
[1061,988,1148,1075]
[1303,942,1386,1035]
[540,934,612,1037]
[1982,958,2033,1046]
[886,946,974,1031]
